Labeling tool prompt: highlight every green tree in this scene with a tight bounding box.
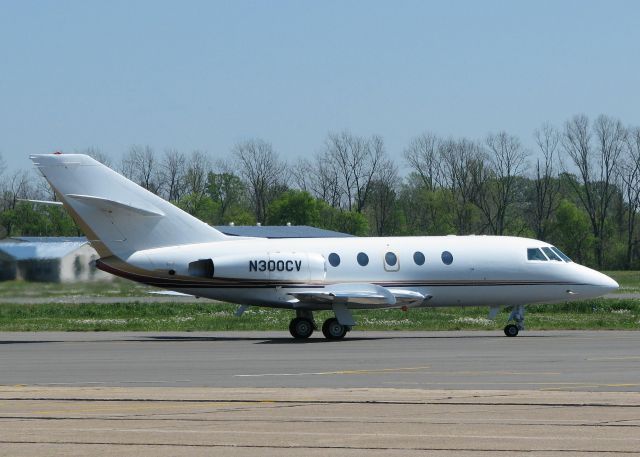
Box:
[207,172,248,223]
[267,190,321,226]
[398,177,455,235]
[176,193,216,223]
[550,200,595,265]
[319,206,369,236]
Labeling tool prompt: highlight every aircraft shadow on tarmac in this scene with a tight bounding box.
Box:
[144,335,380,344]
[0,340,60,345]
[142,333,550,344]
[0,333,551,345]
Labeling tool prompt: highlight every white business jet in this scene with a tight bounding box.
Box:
[30,153,619,340]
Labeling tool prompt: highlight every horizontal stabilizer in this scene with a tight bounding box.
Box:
[289,283,397,306]
[66,194,165,217]
[18,199,64,206]
[148,290,194,297]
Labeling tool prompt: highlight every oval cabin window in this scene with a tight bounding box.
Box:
[328,253,341,267]
[385,252,397,267]
[357,252,369,266]
[441,251,453,265]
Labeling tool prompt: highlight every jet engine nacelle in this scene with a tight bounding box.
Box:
[208,252,326,281]
[130,248,326,282]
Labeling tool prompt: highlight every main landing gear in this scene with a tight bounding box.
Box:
[289,316,314,339]
[503,304,525,337]
[288,310,352,340]
[322,317,348,340]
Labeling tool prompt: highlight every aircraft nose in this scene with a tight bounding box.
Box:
[595,271,619,292]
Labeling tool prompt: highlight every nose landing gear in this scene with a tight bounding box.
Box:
[504,305,525,337]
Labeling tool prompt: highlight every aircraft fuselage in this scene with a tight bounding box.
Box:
[99,235,617,310]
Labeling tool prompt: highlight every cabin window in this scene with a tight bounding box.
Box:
[527,248,548,261]
[551,246,572,262]
[385,252,397,266]
[328,253,340,267]
[441,251,453,265]
[357,252,369,266]
[413,251,425,266]
[383,251,400,272]
[542,247,562,261]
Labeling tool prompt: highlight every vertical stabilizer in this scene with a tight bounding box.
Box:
[31,153,228,258]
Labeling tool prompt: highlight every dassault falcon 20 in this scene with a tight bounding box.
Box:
[30,153,619,340]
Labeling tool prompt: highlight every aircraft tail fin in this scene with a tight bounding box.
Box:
[30,153,228,258]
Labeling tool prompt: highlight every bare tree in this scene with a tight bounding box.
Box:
[290,159,311,193]
[562,114,626,267]
[160,149,187,202]
[324,132,365,210]
[440,138,486,234]
[79,147,112,167]
[530,124,561,239]
[468,132,527,235]
[119,145,162,194]
[621,126,640,268]
[0,170,35,235]
[317,131,388,212]
[403,133,443,190]
[233,139,286,223]
[292,156,342,208]
[184,151,210,197]
[367,162,400,236]
[172,150,213,218]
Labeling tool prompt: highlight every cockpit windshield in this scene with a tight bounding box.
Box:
[551,246,572,262]
[542,247,562,261]
[527,248,547,261]
[527,246,573,263]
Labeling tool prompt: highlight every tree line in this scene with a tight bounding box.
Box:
[1,113,639,270]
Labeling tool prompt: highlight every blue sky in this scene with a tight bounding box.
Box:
[1,0,639,172]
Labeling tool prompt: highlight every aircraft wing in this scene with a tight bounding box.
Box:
[388,288,432,306]
[288,283,430,307]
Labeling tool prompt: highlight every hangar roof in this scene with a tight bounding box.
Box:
[213,225,353,238]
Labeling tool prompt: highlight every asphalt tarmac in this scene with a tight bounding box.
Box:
[1,387,639,456]
[1,330,639,391]
[2,331,639,456]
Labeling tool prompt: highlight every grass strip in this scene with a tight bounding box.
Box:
[603,270,640,294]
[0,299,638,332]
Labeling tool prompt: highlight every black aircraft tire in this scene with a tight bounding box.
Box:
[322,318,347,340]
[289,317,314,339]
[504,324,519,337]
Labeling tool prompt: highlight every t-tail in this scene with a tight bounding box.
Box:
[30,153,228,259]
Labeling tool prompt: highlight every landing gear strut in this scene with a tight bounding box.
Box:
[504,305,525,337]
[288,309,354,340]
